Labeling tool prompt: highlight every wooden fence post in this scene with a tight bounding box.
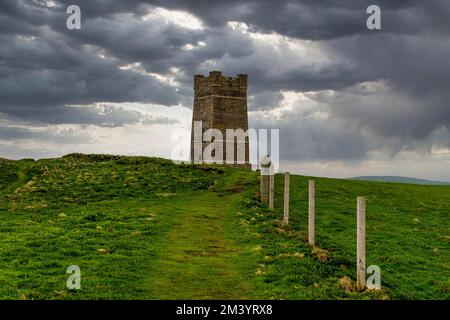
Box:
[308,180,315,245]
[357,196,366,291]
[269,165,274,210]
[283,172,290,225]
[260,156,271,204]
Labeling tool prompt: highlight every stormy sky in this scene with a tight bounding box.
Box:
[1,0,450,180]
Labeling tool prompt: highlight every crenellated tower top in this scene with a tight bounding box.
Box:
[194,71,247,98]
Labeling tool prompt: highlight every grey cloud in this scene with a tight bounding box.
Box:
[1,104,178,127]
[0,125,92,143]
[248,91,283,111]
[0,144,62,160]
[0,1,184,126]
[252,82,450,161]
[0,0,449,164]
[250,108,369,161]
[149,0,449,39]
[142,116,179,125]
[323,33,450,141]
[0,31,180,109]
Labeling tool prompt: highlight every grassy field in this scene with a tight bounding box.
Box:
[0,154,448,299]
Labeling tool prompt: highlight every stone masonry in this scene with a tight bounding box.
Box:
[190,71,250,168]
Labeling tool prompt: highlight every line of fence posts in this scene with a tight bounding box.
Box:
[259,159,367,291]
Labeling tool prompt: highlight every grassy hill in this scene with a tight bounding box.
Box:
[0,154,448,300]
[351,176,450,185]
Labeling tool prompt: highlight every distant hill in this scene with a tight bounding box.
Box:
[350,175,450,185]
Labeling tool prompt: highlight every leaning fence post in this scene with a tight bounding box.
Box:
[357,196,366,291]
[260,156,271,204]
[308,180,315,245]
[283,172,290,225]
[269,164,275,210]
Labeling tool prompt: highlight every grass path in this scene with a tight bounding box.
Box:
[146,177,257,299]
[0,158,260,299]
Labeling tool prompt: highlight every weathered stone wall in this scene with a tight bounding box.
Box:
[190,71,250,168]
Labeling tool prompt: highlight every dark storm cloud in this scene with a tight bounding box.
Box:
[0,0,182,126]
[324,33,450,141]
[148,0,450,39]
[145,0,450,106]
[0,0,449,161]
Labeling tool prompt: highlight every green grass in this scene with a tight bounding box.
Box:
[0,154,448,299]
[244,175,449,299]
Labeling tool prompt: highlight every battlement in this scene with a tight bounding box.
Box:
[194,71,247,98]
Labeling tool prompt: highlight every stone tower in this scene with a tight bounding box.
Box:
[190,71,250,168]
